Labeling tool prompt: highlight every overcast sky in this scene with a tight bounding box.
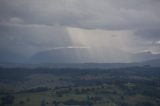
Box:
[0,0,160,63]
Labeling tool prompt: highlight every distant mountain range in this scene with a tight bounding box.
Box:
[0,58,159,69]
[0,51,27,64]
[29,49,160,63]
[131,51,160,62]
[0,49,160,68]
[141,58,160,66]
[29,48,91,64]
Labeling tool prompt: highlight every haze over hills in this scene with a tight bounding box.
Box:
[0,50,26,64]
[29,48,91,64]
[0,47,160,68]
[131,51,160,62]
[141,58,160,66]
[22,50,160,67]
[0,58,159,69]
[0,0,160,67]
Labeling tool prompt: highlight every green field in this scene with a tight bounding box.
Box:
[0,66,160,106]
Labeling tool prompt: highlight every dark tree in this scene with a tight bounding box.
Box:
[41,99,46,106]
[1,95,14,105]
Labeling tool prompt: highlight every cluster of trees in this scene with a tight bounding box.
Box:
[19,87,49,93]
[0,95,14,106]
[40,99,93,106]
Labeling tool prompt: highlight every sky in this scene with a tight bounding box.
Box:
[0,0,160,63]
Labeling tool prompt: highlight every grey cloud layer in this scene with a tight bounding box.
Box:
[0,0,160,30]
[0,0,160,63]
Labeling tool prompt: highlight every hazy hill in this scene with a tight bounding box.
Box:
[141,58,160,66]
[131,51,160,62]
[29,48,91,64]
